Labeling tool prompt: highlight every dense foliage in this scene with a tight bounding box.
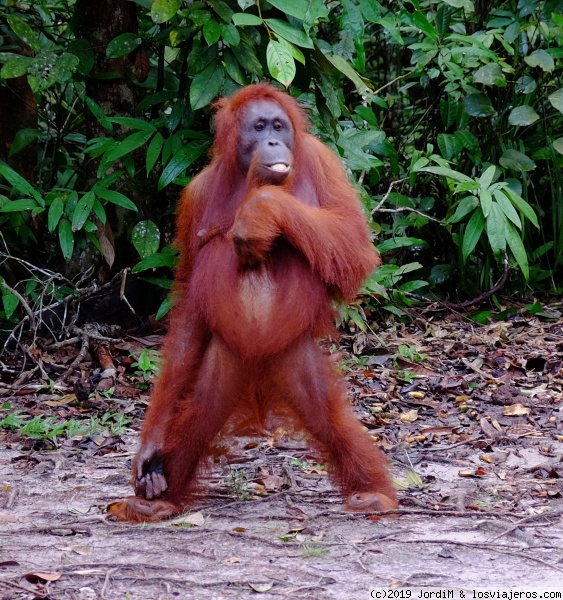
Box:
[0,0,562,331]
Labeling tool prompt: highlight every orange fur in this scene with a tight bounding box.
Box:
[109,84,396,523]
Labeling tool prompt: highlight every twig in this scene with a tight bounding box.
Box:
[59,331,90,382]
[371,178,408,214]
[435,253,510,311]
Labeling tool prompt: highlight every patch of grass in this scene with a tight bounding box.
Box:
[0,408,132,441]
[300,543,329,558]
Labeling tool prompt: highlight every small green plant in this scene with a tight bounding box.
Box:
[131,349,161,382]
[394,344,428,364]
[227,469,250,501]
[300,543,330,558]
[0,408,131,441]
[87,412,132,436]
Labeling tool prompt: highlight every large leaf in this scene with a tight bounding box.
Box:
[72,191,95,231]
[0,161,43,205]
[499,149,536,172]
[106,33,142,58]
[266,40,295,87]
[7,15,41,52]
[503,187,539,228]
[106,130,152,163]
[48,197,64,233]
[437,133,463,160]
[0,199,38,212]
[264,19,314,48]
[462,208,485,262]
[96,189,138,211]
[132,251,178,273]
[132,220,161,259]
[485,202,507,256]
[463,93,495,117]
[58,218,74,261]
[524,49,554,72]
[146,133,164,175]
[158,141,208,190]
[548,88,563,114]
[232,13,262,26]
[420,166,473,183]
[150,0,182,23]
[508,105,540,126]
[493,189,521,229]
[473,63,506,87]
[9,128,40,157]
[505,220,529,280]
[190,61,225,110]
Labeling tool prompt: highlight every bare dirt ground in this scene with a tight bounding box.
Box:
[1,307,563,599]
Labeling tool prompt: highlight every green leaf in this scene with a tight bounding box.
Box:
[377,237,427,254]
[264,19,314,48]
[158,141,208,190]
[493,189,521,229]
[437,133,463,160]
[420,166,473,183]
[266,0,309,20]
[478,165,496,190]
[48,197,64,233]
[224,50,247,85]
[132,220,161,258]
[0,57,29,79]
[462,208,485,262]
[463,93,495,117]
[151,0,182,23]
[443,0,474,10]
[58,218,74,261]
[146,133,164,175]
[548,88,563,114]
[0,161,43,205]
[266,40,295,87]
[108,117,156,132]
[446,196,478,224]
[508,105,540,126]
[72,191,95,231]
[203,20,221,46]
[406,10,438,42]
[524,49,554,72]
[96,189,138,211]
[2,288,19,320]
[232,13,262,26]
[155,295,175,320]
[7,15,41,52]
[473,63,506,87]
[132,252,178,272]
[504,220,528,280]
[503,187,539,228]
[276,37,305,65]
[553,137,563,155]
[8,128,40,157]
[515,75,536,94]
[190,61,225,111]
[499,149,536,172]
[326,55,370,96]
[479,188,493,217]
[106,130,152,163]
[0,199,38,212]
[220,23,240,47]
[358,0,381,23]
[106,33,142,58]
[485,202,506,256]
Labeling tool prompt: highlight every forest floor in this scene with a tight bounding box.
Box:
[0,304,563,600]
